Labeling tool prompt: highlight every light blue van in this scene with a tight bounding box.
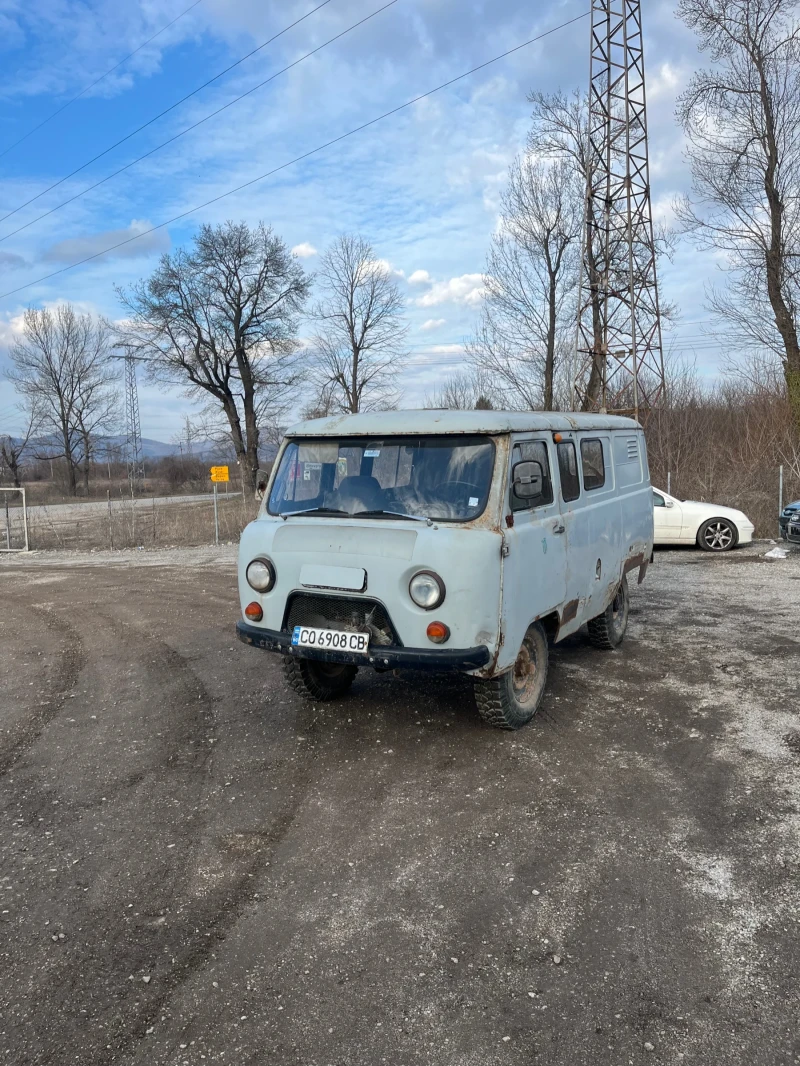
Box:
[236,410,654,730]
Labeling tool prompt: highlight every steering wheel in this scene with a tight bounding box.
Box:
[436,480,482,504]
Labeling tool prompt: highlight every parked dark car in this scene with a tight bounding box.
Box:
[780,499,800,539]
[787,511,800,545]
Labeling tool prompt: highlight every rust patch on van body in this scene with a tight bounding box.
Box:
[561,598,580,624]
[623,551,645,575]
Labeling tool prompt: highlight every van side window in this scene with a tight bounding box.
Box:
[557,441,580,502]
[580,438,605,490]
[510,441,554,512]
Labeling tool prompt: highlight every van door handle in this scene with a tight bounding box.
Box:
[552,521,565,534]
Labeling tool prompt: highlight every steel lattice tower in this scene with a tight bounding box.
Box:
[573,0,665,418]
[124,353,145,489]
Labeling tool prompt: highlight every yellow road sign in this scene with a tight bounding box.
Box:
[210,466,229,483]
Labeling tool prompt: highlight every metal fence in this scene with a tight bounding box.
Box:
[9,490,257,552]
[1,488,29,552]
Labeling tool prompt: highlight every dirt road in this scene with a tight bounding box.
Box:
[1,545,799,1065]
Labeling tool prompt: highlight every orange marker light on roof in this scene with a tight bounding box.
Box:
[553,432,563,443]
[245,602,263,622]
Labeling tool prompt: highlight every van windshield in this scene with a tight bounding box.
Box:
[268,436,495,521]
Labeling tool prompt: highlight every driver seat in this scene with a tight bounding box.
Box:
[334,475,384,513]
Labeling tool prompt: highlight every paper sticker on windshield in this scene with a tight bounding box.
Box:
[469,496,479,507]
[337,457,348,476]
[364,449,381,458]
[303,463,321,481]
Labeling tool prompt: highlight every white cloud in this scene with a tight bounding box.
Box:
[648,61,684,101]
[408,269,432,285]
[420,318,446,331]
[368,258,404,279]
[43,220,170,263]
[291,242,318,258]
[415,274,487,308]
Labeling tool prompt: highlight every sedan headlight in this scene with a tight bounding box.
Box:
[246,558,276,593]
[409,570,445,610]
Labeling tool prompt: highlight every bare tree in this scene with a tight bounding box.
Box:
[8,305,118,496]
[470,156,581,411]
[424,367,501,410]
[117,222,310,494]
[308,235,409,413]
[0,402,40,488]
[676,0,800,429]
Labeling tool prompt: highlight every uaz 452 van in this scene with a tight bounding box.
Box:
[236,411,653,730]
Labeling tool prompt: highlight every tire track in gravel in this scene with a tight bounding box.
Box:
[2,582,322,1066]
[105,741,318,1066]
[49,598,323,1066]
[0,596,85,775]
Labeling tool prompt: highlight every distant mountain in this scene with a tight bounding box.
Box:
[2,433,278,463]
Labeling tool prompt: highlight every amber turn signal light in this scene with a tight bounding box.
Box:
[245,602,263,622]
[553,431,563,443]
[426,621,450,644]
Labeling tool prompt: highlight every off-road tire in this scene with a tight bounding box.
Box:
[282,655,357,701]
[697,517,738,552]
[587,574,629,650]
[472,622,549,731]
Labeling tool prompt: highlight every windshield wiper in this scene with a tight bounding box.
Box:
[353,509,428,522]
[279,507,349,520]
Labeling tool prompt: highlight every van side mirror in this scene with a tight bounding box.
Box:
[512,460,544,500]
[255,468,271,501]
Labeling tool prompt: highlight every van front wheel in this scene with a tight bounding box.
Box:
[473,622,549,730]
[587,575,629,650]
[282,655,357,701]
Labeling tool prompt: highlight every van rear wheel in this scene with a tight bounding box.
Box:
[282,655,357,701]
[587,575,629,650]
[473,622,549,730]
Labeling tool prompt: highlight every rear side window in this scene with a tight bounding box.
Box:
[580,438,605,490]
[510,440,554,512]
[557,441,580,502]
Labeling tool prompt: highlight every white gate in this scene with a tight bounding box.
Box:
[0,487,29,552]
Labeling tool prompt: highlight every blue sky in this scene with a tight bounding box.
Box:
[0,0,721,440]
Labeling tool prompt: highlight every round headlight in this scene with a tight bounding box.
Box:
[409,570,445,610]
[246,558,275,593]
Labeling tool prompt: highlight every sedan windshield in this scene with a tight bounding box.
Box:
[268,436,495,521]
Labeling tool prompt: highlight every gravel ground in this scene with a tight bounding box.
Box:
[1,542,799,1066]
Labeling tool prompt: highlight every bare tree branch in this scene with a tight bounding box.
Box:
[306,235,409,414]
[116,221,310,493]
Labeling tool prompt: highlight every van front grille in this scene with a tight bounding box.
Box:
[283,593,401,647]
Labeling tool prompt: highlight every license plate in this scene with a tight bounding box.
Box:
[291,625,369,654]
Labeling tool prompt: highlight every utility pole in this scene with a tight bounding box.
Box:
[124,353,145,491]
[574,0,666,420]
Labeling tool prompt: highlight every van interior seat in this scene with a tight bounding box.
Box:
[332,474,384,513]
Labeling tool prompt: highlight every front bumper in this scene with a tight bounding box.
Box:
[787,524,800,544]
[236,620,491,672]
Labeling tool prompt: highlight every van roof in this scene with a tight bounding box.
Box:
[285,409,642,437]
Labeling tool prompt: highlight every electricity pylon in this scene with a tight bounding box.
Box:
[573,0,666,419]
[124,353,145,489]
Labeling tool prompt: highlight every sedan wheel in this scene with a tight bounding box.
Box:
[698,518,738,552]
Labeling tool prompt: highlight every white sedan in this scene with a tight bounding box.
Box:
[652,489,754,551]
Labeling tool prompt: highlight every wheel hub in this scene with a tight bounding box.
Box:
[512,641,538,705]
[704,522,733,550]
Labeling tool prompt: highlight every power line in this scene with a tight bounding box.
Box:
[0,0,337,226]
[0,0,399,245]
[0,0,205,160]
[0,11,591,303]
